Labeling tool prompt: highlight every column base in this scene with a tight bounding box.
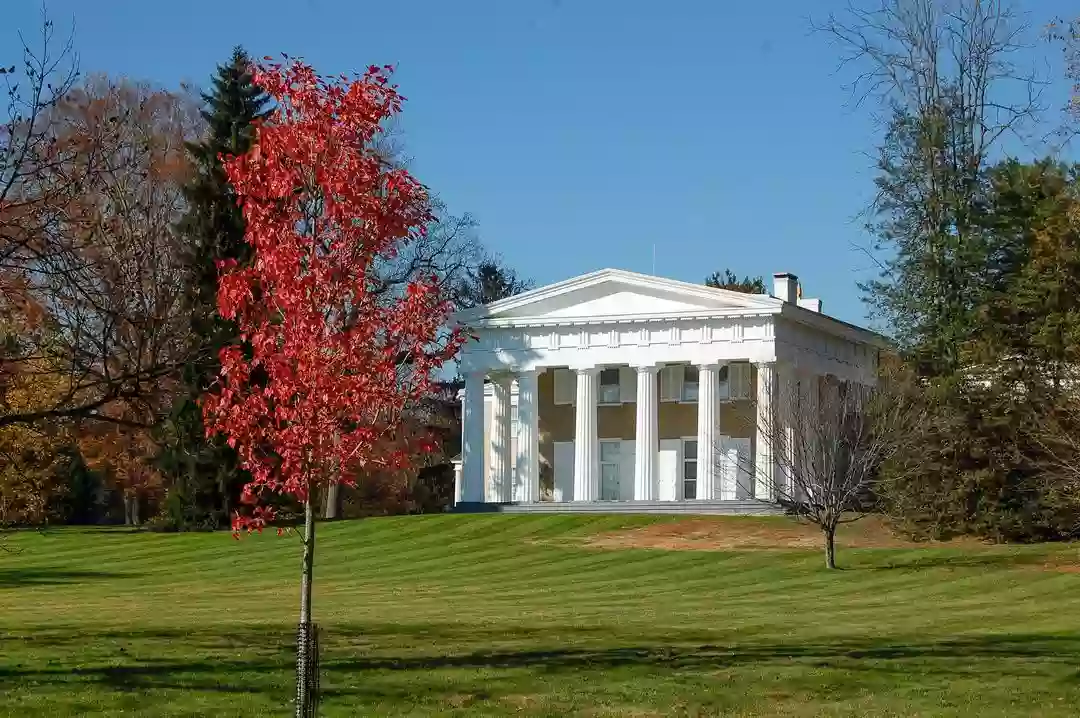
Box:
[452,499,784,516]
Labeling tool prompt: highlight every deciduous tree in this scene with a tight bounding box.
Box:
[820,0,1041,374]
[204,58,464,715]
[734,369,925,568]
[1,70,200,429]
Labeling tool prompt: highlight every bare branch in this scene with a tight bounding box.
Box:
[728,368,926,568]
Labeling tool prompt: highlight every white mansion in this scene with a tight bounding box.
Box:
[452,269,883,513]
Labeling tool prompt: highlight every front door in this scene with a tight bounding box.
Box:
[600,440,621,500]
[657,439,681,501]
[553,441,574,501]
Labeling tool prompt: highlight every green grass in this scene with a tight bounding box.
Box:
[2,514,1080,717]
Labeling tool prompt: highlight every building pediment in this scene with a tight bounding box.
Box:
[457,268,780,327]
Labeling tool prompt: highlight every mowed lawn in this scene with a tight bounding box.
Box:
[2,515,1080,717]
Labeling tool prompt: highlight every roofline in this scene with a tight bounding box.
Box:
[450,267,887,348]
[467,306,781,329]
[452,267,781,324]
[779,302,890,348]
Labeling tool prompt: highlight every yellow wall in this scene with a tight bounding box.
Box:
[535,368,755,478]
[482,368,759,498]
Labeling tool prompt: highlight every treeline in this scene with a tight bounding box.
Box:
[826,2,1080,541]
[0,20,528,530]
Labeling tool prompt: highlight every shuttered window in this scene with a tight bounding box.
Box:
[598,368,621,404]
[681,366,700,402]
[554,368,576,405]
[726,363,752,401]
[659,365,683,402]
[682,439,698,500]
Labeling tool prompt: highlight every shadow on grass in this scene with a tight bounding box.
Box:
[2,626,1079,699]
[0,568,139,588]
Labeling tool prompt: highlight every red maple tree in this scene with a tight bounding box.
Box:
[203,58,464,711]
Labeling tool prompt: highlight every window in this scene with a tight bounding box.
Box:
[600,440,621,500]
[599,368,621,404]
[683,439,698,500]
[681,366,699,402]
[553,368,576,405]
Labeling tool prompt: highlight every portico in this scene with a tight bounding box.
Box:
[453,268,880,512]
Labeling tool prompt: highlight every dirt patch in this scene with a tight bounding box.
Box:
[585,516,984,551]
[1036,558,1080,573]
[1048,564,1080,573]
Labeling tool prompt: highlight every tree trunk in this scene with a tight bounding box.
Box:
[300,494,315,622]
[323,482,339,520]
[131,495,140,526]
[123,494,134,526]
[219,474,231,529]
[824,524,837,569]
[295,493,319,717]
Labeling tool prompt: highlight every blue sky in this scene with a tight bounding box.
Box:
[6,0,1076,325]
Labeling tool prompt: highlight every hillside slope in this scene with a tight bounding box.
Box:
[1,514,1079,716]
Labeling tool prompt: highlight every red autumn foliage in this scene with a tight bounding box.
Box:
[202,59,465,534]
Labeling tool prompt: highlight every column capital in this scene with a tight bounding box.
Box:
[696,362,727,371]
[631,362,662,372]
[571,365,601,376]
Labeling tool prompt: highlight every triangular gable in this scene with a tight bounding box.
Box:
[458,268,780,324]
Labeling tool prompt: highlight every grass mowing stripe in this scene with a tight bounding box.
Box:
[3,515,1080,718]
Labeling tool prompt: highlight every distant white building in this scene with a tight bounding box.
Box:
[451,269,882,513]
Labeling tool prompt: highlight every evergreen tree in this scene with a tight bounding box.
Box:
[705,269,766,294]
[156,47,271,530]
[980,160,1080,397]
[862,100,995,378]
[454,258,532,308]
[882,158,1080,542]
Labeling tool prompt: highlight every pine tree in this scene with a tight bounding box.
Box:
[705,269,766,294]
[156,47,271,530]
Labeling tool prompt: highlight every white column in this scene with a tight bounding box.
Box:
[515,369,540,503]
[488,374,513,503]
[573,367,600,502]
[696,363,721,500]
[797,370,819,504]
[754,361,776,501]
[633,364,660,501]
[460,371,486,503]
[776,362,797,500]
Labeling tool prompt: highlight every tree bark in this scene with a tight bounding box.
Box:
[296,492,318,717]
[300,494,315,623]
[824,525,837,569]
[323,482,339,520]
[219,474,230,528]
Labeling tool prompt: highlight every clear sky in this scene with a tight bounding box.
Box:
[5,0,1075,326]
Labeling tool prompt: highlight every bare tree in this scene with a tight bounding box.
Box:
[1031,391,1080,519]
[818,0,1041,144]
[729,371,925,569]
[1045,16,1080,142]
[0,9,80,272]
[1,72,202,429]
[818,0,1044,366]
